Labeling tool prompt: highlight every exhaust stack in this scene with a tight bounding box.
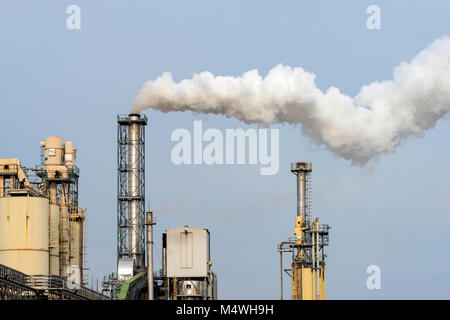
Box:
[117,114,147,271]
[291,162,312,222]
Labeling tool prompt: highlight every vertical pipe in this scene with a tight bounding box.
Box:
[316,220,320,300]
[49,204,60,275]
[314,225,318,300]
[147,211,153,300]
[297,172,306,219]
[312,221,315,300]
[60,183,70,278]
[162,233,168,299]
[311,223,314,300]
[213,272,217,300]
[173,277,177,300]
[49,183,57,204]
[162,233,167,276]
[129,114,142,268]
[280,251,283,300]
[69,215,82,285]
[49,183,60,275]
[80,212,84,285]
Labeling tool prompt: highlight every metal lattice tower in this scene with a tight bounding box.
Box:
[117,114,147,270]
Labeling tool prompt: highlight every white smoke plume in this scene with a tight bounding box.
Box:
[133,37,450,164]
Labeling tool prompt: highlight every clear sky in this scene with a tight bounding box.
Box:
[0,1,449,299]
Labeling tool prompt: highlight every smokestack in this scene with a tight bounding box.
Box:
[132,36,450,165]
[117,113,147,271]
[146,211,154,300]
[291,162,312,222]
[128,114,142,266]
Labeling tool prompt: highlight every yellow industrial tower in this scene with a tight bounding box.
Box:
[278,162,330,300]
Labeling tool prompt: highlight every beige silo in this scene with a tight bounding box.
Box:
[0,196,49,275]
[43,136,63,166]
[64,141,76,169]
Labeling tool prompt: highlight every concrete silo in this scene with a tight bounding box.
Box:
[0,181,49,275]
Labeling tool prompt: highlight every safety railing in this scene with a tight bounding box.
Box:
[0,264,107,300]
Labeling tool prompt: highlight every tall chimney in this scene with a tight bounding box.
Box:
[117,114,147,270]
[128,114,142,265]
[291,162,312,222]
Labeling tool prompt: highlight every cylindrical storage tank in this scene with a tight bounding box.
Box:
[49,204,60,275]
[64,141,75,169]
[43,136,63,167]
[0,196,49,275]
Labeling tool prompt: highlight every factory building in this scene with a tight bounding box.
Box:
[0,114,218,300]
[0,113,335,301]
[0,117,330,301]
[0,138,105,300]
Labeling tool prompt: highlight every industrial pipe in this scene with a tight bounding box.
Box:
[297,172,306,219]
[146,211,154,300]
[129,114,142,268]
[280,251,283,300]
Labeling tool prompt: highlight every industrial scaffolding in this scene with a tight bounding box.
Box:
[117,114,148,271]
[277,162,330,300]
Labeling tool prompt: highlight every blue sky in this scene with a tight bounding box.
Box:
[0,1,449,299]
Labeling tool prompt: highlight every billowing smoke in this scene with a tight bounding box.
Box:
[133,37,450,164]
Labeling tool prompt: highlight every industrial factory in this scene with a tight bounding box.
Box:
[0,114,218,300]
[0,113,327,301]
[0,137,104,299]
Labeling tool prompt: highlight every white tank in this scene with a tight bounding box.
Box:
[0,196,49,275]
